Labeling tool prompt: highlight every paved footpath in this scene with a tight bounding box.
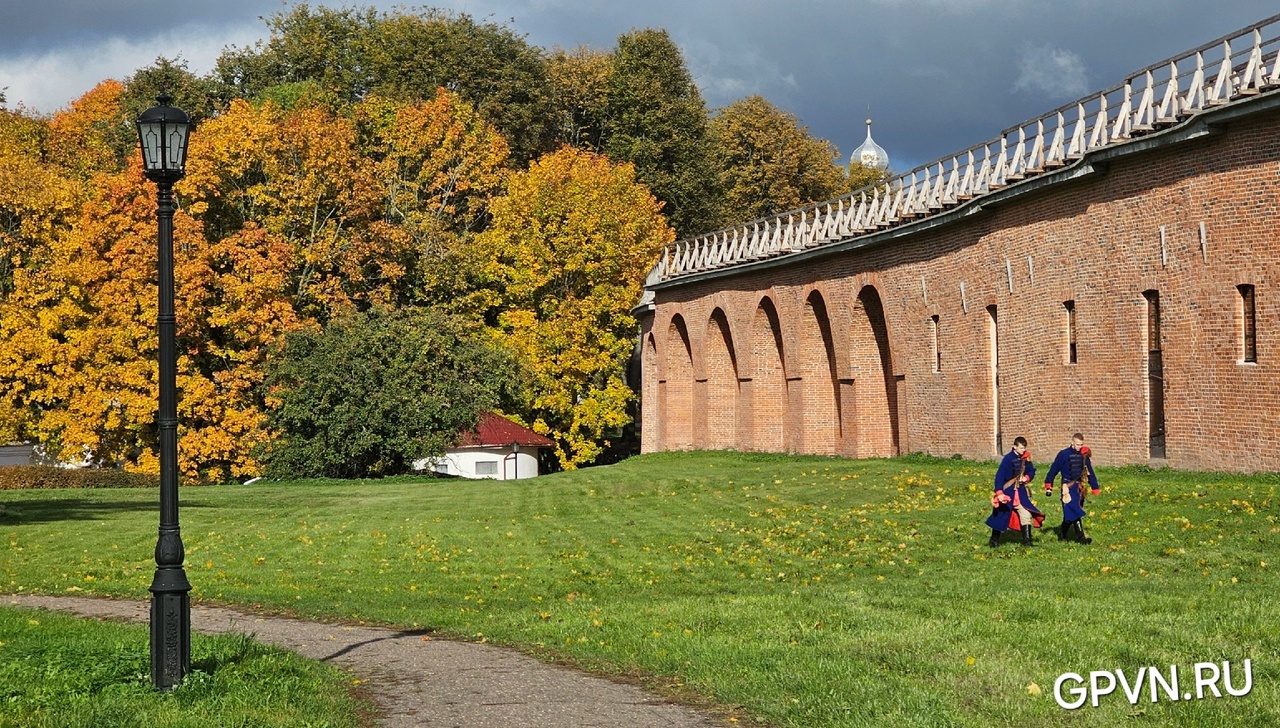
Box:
[4,595,722,728]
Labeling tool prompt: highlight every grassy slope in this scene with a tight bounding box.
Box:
[1,451,1276,727]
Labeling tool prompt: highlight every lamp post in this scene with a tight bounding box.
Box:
[511,441,520,480]
[136,93,192,691]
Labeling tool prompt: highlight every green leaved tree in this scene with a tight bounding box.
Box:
[603,29,722,238]
[212,5,556,165]
[261,307,520,478]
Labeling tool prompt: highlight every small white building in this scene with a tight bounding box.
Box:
[414,412,555,480]
[0,441,83,467]
[0,443,36,467]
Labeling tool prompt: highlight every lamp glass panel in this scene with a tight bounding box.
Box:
[139,124,164,171]
[165,124,189,170]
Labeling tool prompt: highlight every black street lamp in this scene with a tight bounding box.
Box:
[136,93,192,691]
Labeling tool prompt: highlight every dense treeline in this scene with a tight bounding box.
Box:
[0,5,888,480]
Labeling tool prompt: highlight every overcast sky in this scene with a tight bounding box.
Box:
[1,1,1274,170]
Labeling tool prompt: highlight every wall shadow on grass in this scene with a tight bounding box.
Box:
[0,498,212,524]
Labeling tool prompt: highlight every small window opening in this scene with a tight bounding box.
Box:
[931,315,941,373]
[1145,291,1162,352]
[1240,284,1257,363]
[1064,301,1077,364]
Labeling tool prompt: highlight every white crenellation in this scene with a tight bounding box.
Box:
[1133,72,1156,131]
[1156,62,1183,123]
[1028,120,1046,172]
[1209,41,1234,104]
[1186,52,1208,111]
[653,16,1280,280]
[1008,127,1028,181]
[1112,82,1134,141]
[943,157,960,204]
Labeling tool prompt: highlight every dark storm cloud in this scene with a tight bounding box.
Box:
[2,0,1275,171]
[450,1,1276,169]
[0,0,272,52]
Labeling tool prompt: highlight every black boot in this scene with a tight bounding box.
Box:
[1056,521,1071,541]
[1074,521,1092,545]
[1021,525,1034,546]
[989,528,1001,548]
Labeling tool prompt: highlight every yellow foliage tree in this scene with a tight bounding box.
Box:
[0,152,298,480]
[474,146,673,467]
[171,220,305,480]
[0,109,83,442]
[710,95,847,225]
[45,80,131,179]
[184,92,509,317]
[546,46,611,151]
[0,157,178,472]
[1,88,309,480]
[182,98,391,318]
[354,90,510,309]
[3,87,667,478]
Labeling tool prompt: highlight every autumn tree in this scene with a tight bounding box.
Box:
[43,80,131,181]
[844,160,894,195]
[0,88,123,452]
[261,307,519,478]
[169,218,305,481]
[0,138,310,482]
[546,46,612,151]
[3,87,332,481]
[603,29,723,238]
[711,95,849,225]
[181,97,396,319]
[212,5,556,165]
[181,91,509,317]
[473,146,674,468]
[0,138,289,482]
[0,107,79,442]
[0,108,66,299]
[353,91,510,312]
[211,5,377,106]
[0,161,164,471]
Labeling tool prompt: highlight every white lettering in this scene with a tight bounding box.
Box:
[1224,660,1253,697]
[1054,672,1088,710]
[1148,664,1179,702]
[1116,667,1147,704]
[1056,660,1251,710]
[1090,671,1116,707]
[1194,662,1222,699]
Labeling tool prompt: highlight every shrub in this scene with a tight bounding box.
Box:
[0,465,159,490]
[261,307,522,479]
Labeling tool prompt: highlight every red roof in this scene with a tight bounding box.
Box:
[456,412,555,449]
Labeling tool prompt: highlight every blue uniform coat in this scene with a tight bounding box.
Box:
[986,449,1045,531]
[1043,447,1099,522]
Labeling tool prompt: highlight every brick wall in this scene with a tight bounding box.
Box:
[661,316,695,450]
[704,309,738,449]
[643,106,1280,473]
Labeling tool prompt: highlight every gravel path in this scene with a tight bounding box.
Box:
[4,594,722,728]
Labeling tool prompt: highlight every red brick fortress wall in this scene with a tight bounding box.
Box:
[642,104,1280,472]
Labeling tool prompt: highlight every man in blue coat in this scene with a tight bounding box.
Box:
[987,436,1045,547]
[1043,433,1100,544]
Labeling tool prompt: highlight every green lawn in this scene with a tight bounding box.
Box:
[0,604,367,727]
[1,451,1276,727]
